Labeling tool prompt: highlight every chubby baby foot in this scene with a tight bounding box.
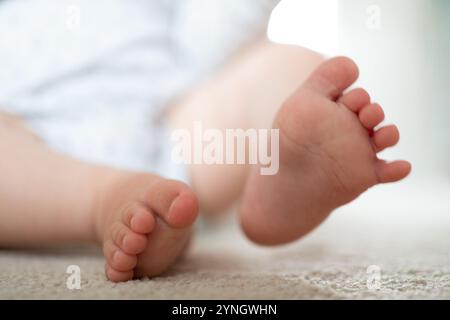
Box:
[95,173,198,282]
[240,57,411,245]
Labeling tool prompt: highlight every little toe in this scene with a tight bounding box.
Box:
[111,250,138,272]
[111,223,148,255]
[144,179,199,229]
[104,241,137,271]
[375,160,412,184]
[359,103,385,129]
[338,88,371,113]
[123,204,155,234]
[373,125,400,152]
[105,264,134,283]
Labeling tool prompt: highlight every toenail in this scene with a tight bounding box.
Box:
[113,251,120,262]
[122,234,130,248]
[130,216,138,229]
[168,195,182,220]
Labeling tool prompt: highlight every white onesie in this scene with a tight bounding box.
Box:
[0,0,278,181]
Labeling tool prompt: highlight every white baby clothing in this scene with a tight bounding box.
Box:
[0,0,278,181]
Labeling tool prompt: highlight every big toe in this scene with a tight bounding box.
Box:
[143,179,199,229]
[304,56,359,100]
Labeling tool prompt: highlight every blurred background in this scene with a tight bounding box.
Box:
[0,0,448,299]
[269,0,450,224]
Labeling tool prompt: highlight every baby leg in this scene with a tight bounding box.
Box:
[0,111,198,282]
[167,39,324,214]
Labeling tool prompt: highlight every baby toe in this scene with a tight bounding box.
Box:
[104,240,137,272]
[375,160,412,184]
[111,250,137,271]
[359,103,385,129]
[111,222,148,255]
[124,206,156,235]
[338,88,370,113]
[373,125,400,152]
[105,264,134,283]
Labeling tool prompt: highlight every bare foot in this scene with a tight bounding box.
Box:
[240,57,411,245]
[94,173,198,282]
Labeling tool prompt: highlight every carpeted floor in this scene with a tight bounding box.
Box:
[1,184,449,299]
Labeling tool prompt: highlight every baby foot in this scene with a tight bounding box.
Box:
[240,57,411,245]
[94,173,198,282]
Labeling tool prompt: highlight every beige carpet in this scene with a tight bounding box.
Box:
[1,184,449,299]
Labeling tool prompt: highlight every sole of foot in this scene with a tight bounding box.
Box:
[96,173,199,282]
[240,57,411,246]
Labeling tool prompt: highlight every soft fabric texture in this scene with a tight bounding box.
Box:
[1,186,449,299]
[0,0,278,177]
